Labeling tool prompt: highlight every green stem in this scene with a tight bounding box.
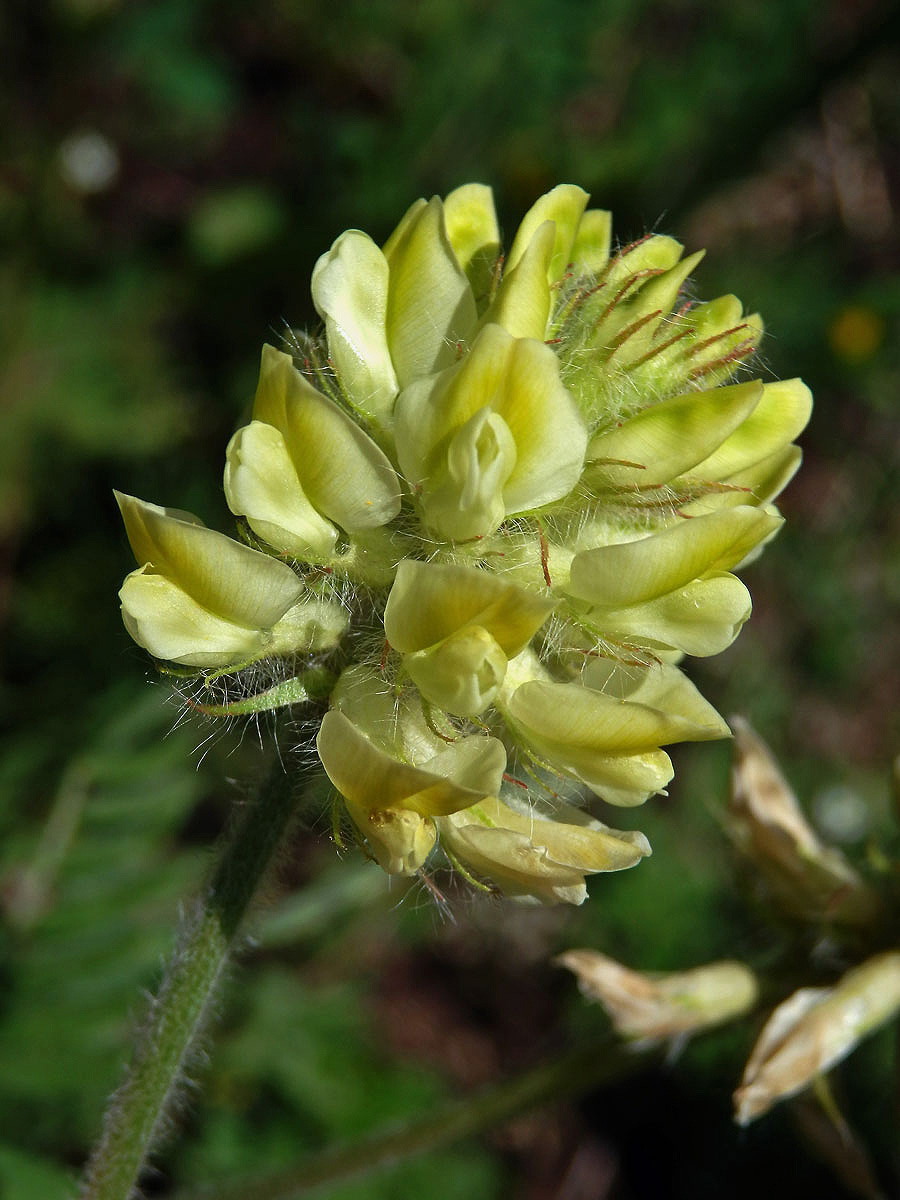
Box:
[80,760,301,1200]
[176,1035,660,1200]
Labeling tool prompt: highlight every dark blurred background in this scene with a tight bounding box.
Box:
[1,1,898,1197]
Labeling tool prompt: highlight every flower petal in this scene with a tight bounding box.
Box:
[423,406,517,540]
[507,184,589,282]
[405,628,508,716]
[585,572,753,657]
[384,196,477,388]
[384,559,554,656]
[567,507,782,608]
[442,183,501,303]
[506,680,677,805]
[510,678,713,755]
[573,751,674,807]
[115,491,304,629]
[119,566,270,667]
[423,733,507,796]
[689,378,813,481]
[311,230,399,420]
[570,208,612,274]
[586,380,764,487]
[581,659,731,740]
[224,421,338,557]
[482,220,555,340]
[439,795,650,903]
[682,445,803,515]
[252,345,402,532]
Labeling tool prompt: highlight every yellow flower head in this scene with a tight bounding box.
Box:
[116,183,812,902]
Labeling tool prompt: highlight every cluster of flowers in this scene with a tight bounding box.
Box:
[117,183,811,904]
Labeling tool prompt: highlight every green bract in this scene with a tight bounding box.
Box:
[116,182,812,903]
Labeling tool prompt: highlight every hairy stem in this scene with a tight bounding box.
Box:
[176,1035,660,1200]
[80,760,300,1200]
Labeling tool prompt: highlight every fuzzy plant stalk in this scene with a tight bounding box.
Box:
[80,761,300,1200]
[94,182,812,1193]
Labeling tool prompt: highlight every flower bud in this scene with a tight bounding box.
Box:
[557,950,758,1040]
[734,953,900,1125]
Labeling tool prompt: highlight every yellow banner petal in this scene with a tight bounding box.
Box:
[384,559,554,656]
[568,507,781,608]
[115,491,304,630]
[384,196,477,388]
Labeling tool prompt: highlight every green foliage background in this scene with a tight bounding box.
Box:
[1,1,898,1196]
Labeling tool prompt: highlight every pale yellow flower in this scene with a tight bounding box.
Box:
[438,795,650,905]
[383,559,553,716]
[116,492,346,668]
[224,345,401,559]
[317,709,506,875]
[394,323,588,541]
